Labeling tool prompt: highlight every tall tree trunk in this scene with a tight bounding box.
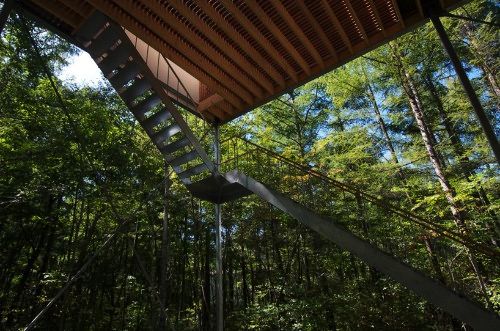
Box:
[426,75,470,172]
[391,42,491,305]
[462,21,500,107]
[201,227,211,331]
[426,74,500,247]
[365,75,399,164]
[240,246,249,308]
[159,164,170,330]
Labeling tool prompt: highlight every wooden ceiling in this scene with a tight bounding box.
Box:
[20,0,467,123]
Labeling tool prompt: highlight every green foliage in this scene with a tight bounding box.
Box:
[1,1,499,330]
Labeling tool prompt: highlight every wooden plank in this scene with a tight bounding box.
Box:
[416,0,425,18]
[114,0,256,103]
[197,94,224,112]
[31,0,81,28]
[137,0,266,100]
[194,1,289,86]
[58,0,93,19]
[344,0,369,43]
[243,2,311,76]
[168,0,281,92]
[366,0,387,37]
[204,106,227,121]
[218,0,302,81]
[295,1,337,60]
[269,1,324,68]
[86,0,245,110]
[320,0,353,54]
[391,0,406,28]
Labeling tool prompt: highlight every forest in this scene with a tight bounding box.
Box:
[0,0,499,330]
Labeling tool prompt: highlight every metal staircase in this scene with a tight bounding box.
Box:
[67,11,499,330]
[219,136,500,331]
[73,10,250,202]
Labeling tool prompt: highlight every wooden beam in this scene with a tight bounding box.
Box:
[86,0,245,110]
[31,0,81,28]
[269,1,324,68]
[203,105,226,121]
[166,0,275,94]
[295,1,337,60]
[391,0,406,28]
[136,0,265,99]
[366,0,387,37]
[218,0,303,81]
[58,0,93,19]
[343,0,368,43]
[320,0,353,54]
[416,0,425,18]
[193,1,288,87]
[197,94,224,112]
[116,0,259,102]
[243,2,310,77]
[209,99,239,118]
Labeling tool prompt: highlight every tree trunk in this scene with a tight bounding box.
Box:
[159,163,170,330]
[366,79,399,164]
[427,75,500,246]
[391,42,491,306]
[201,227,211,331]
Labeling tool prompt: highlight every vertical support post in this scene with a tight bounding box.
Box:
[429,10,500,164]
[159,161,169,330]
[0,0,15,35]
[214,124,223,331]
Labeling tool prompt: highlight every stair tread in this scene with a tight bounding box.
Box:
[152,123,181,145]
[109,61,140,89]
[178,163,208,180]
[160,137,190,155]
[88,25,120,57]
[132,94,161,120]
[170,150,198,167]
[143,108,172,131]
[121,79,151,105]
[99,42,130,75]
[76,11,107,41]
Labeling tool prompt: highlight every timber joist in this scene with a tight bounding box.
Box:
[22,0,468,123]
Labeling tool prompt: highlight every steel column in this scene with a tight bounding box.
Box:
[429,10,500,164]
[225,170,500,331]
[0,0,15,35]
[214,124,223,331]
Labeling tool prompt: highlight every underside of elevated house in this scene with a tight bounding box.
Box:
[2,1,499,330]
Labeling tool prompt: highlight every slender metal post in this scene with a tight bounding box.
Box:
[429,10,500,164]
[214,124,223,331]
[0,0,15,35]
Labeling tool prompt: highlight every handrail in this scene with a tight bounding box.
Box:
[221,135,500,260]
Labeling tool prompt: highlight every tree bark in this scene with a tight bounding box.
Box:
[159,163,170,330]
[365,76,399,164]
[391,42,491,306]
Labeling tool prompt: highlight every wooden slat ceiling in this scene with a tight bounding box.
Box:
[21,0,467,123]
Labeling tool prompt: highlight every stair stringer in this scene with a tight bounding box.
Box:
[224,170,500,331]
[73,11,216,186]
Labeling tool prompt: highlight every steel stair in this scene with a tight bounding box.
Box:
[73,11,250,202]
[65,11,500,330]
[73,11,211,186]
